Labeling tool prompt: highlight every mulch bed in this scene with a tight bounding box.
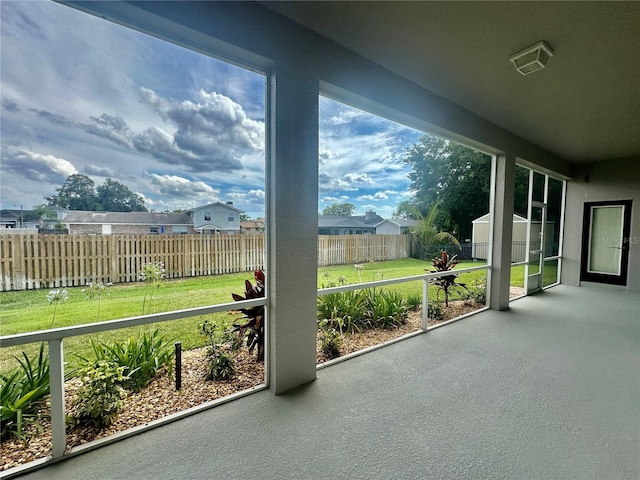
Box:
[1,300,484,471]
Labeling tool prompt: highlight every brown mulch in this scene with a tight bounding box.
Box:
[1,300,484,471]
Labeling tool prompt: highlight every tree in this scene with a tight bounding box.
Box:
[401,133,530,240]
[46,173,99,211]
[410,202,460,259]
[322,203,355,216]
[46,174,147,212]
[96,178,147,212]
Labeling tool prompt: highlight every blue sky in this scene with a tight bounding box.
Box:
[1,1,422,219]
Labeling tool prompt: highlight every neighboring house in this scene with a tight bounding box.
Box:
[318,215,376,235]
[0,209,41,230]
[319,211,413,235]
[186,202,243,234]
[240,218,265,234]
[375,218,418,235]
[63,211,195,235]
[0,210,21,229]
[63,202,244,235]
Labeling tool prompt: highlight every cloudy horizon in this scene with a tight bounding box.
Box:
[1,1,422,220]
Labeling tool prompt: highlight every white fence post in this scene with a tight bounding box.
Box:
[48,339,66,458]
[421,278,429,330]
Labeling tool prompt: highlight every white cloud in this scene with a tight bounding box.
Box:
[321,195,350,203]
[1,147,77,182]
[146,173,220,201]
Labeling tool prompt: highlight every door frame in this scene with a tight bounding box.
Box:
[580,199,632,286]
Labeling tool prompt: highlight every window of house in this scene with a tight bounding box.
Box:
[204,211,212,221]
[149,226,159,234]
[227,212,235,222]
[172,226,187,234]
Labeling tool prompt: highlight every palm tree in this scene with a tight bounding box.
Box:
[408,202,460,259]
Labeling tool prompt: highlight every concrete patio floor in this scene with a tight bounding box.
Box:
[16,284,640,479]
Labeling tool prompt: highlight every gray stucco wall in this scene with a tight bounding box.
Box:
[563,156,639,292]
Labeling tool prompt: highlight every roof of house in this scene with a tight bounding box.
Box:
[63,211,193,225]
[376,218,419,228]
[472,213,528,223]
[186,202,244,214]
[240,221,264,228]
[318,215,376,229]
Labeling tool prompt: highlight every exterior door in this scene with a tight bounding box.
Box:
[581,200,632,286]
[525,203,546,294]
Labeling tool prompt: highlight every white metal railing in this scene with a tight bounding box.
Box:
[0,297,266,463]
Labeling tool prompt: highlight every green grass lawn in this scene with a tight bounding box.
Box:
[0,257,557,373]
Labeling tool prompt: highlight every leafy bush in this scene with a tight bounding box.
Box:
[85,329,173,392]
[404,292,422,311]
[317,290,368,334]
[318,288,408,332]
[364,290,407,329]
[428,302,444,321]
[0,343,50,441]
[318,321,342,360]
[70,361,128,429]
[200,319,235,381]
[204,350,235,381]
[462,285,486,305]
[428,251,468,306]
[231,270,265,362]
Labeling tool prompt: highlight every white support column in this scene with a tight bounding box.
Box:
[267,64,319,394]
[490,154,516,310]
[48,339,66,458]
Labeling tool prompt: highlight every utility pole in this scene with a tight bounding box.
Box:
[13,204,23,228]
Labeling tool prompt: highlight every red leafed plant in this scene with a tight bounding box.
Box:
[231,270,265,362]
[427,251,467,307]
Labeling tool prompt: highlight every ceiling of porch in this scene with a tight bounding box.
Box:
[261,1,640,164]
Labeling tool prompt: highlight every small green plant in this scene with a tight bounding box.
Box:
[199,320,235,381]
[46,288,68,328]
[0,344,50,441]
[317,290,368,334]
[462,284,486,306]
[231,270,265,362]
[70,361,129,429]
[139,261,166,315]
[365,289,407,329]
[428,251,468,307]
[82,281,110,322]
[428,301,444,321]
[318,321,342,360]
[404,292,422,311]
[84,330,174,392]
[354,263,364,283]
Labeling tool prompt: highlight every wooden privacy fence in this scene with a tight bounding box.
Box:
[317,234,409,267]
[0,233,409,291]
[0,234,265,291]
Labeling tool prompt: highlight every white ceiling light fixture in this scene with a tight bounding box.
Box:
[510,41,554,75]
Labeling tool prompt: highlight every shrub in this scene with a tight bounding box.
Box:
[365,290,408,329]
[428,301,444,321]
[70,361,128,429]
[200,319,235,381]
[86,329,174,392]
[318,321,342,360]
[204,350,235,381]
[404,292,422,311]
[462,285,486,306]
[231,270,265,362]
[317,290,368,334]
[0,344,50,441]
[428,251,468,306]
